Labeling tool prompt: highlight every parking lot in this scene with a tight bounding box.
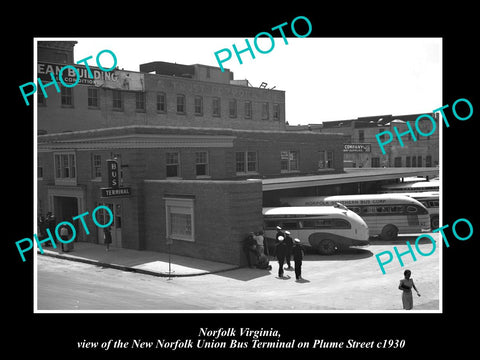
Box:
[37,234,440,311]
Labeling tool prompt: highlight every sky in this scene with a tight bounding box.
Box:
[66,37,442,126]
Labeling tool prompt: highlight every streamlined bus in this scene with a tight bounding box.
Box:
[379,179,439,193]
[280,194,430,241]
[262,205,369,255]
[393,191,440,229]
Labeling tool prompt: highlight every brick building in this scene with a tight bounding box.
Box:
[37,126,343,265]
[288,114,440,168]
[36,40,344,265]
[37,41,285,134]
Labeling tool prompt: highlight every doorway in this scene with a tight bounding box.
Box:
[97,202,122,248]
[53,196,81,241]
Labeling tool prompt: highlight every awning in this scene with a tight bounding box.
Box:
[259,167,439,191]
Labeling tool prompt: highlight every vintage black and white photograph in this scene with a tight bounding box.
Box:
[32,37,443,312]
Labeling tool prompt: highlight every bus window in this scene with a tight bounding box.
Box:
[350,207,361,214]
[282,221,299,230]
[301,218,351,229]
[406,206,418,213]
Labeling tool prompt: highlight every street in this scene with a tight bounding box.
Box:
[36,236,440,311]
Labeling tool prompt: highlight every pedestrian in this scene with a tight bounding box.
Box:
[398,269,420,310]
[254,230,265,258]
[292,238,305,281]
[104,226,112,251]
[38,215,48,245]
[59,224,69,252]
[275,235,287,278]
[284,230,293,270]
[275,226,284,243]
[243,232,257,268]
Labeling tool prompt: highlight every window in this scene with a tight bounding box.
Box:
[273,103,280,121]
[176,94,185,114]
[88,87,99,108]
[212,97,221,117]
[412,156,417,167]
[302,218,351,229]
[394,157,402,167]
[165,197,195,242]
[135,92,145,111]
[112,90,122,109]
[318,151,333,169]
[417,156,422,167]
[61,87,73,107]
[54,153,76,184]
[244,101,252,119]
[281,150,299,172]
[236,151,258,174]
[407,206,418,213]
[358,130,365,142]
[92,154,102,179]
[426,155,432,167]
[194,96,203,116]
[406,156,411,167]
[371,157,380,168]
[262,102,269,120]
[166,152,180,178]
[229,99,237,118]
[157,92,166,112]
[195,151,209,177]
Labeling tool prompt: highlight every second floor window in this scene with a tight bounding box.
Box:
[194,96,203,116]
[136,92,145,111]
[54,153,76,179]
[157,92,166,112]
[281,151,298,172]
[236,151,257,174]
[195,151,209,176]
[166,152,180,178]
[92,154,102,179]
[177,94,185,114]
[61,87,73,107]
[113,90,122,109]
[212,97,221,117]
[229,99,237,118]
[244,101,252,119]
[88,87,99,108]
[273,103,280,121]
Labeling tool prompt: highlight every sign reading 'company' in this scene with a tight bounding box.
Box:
[343,143,371,153]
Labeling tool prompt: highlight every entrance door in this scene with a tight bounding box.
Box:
[97,202,122,248]
[53,196,80,240]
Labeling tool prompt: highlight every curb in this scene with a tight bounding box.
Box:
[37,250,241,278]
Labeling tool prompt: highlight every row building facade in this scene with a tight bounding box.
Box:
[288,114,440,169]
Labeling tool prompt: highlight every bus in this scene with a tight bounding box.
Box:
[379,179,439,193]
[280,194,430,241]
[262,205,369,255]
[401,191,439,229]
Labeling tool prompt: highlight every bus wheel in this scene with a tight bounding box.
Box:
[431,216,439,229]
[381,224,398,241]
[318,239,337,255]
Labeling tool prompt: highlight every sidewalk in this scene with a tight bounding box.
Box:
[37,242,240,277]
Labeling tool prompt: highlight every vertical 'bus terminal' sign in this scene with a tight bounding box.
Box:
[107,159,119,189]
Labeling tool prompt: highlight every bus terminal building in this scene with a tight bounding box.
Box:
[36,41,439,266]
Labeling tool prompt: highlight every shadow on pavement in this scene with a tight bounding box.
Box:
[304,247,373,261]
[368,234,436,246]
[216,267,273,281]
